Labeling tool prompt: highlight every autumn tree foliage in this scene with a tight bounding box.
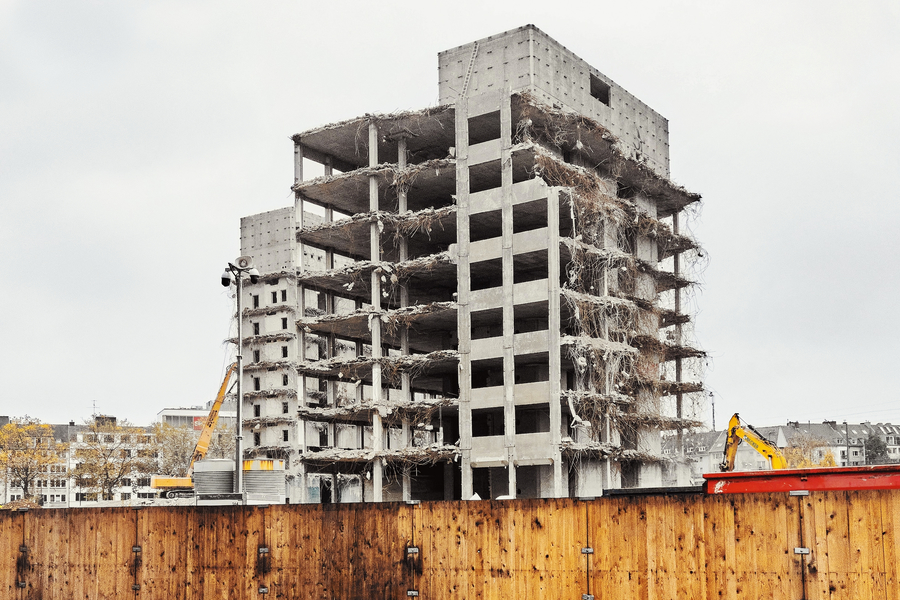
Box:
[0,417,67,501]
[72,417,156,500]
[783,431,837,468]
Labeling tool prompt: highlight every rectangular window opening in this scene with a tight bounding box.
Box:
[590,74,610,106]
[468,110,502,145]
[472,407,505,437]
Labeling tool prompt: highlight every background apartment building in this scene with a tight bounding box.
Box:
[235,25,705,503]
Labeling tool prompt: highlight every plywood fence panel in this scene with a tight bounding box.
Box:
[848,490,886,600]
[3,490,899,599]
[882,491,900,600]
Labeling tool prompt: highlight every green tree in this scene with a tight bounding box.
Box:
[72,417,156,500]
[0,417,67,501]
[865,436,891,465]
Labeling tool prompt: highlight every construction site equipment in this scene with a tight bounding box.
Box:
[705,463,900,494]
[719,412,787,472]
[151,364,236,498]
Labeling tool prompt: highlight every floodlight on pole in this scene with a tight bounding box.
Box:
[221,256,260,499]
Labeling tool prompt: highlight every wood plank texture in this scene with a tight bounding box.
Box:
[4,490,899,599]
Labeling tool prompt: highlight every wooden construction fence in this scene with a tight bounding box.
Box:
[1,490,898,599]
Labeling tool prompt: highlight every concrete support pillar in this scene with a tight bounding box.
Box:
[673,211,684,454]
[401,416,411,501]
[455,97,473,499]
[499,90,516,498]
[547,188,564,497]
[397,136,412,482]
[293,142,304,185]
[368,122,384,502]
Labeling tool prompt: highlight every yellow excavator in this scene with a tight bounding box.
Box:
[151,364,236,498]
[720,413,788,472]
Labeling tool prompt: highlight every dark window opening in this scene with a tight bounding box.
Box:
[281,290,287,302]
[513,303,549,334]
[253,433,261,446]
[513,250,548,284]
[471,359,504,389]
[253,377,261,391]
[282,429,289,442]
[471,308,503,340]
[469,159,502,194]
[282,374,289,386]
[468,110,502,145]
[515,404,551,434]
[469,209,502,242]
[282,401,289,414]
[512,198,548,233]
[470,258,503,291]
[321,477,333,504]
[253,322,260,336]
[254,404,261,417]
[472,407,505,437]
[271,291,278,304]
[590,74,610,106]
[514,356,550,384]
[252,295,260,309]
[281,317,288,330]
[281,346,288,358]
[253,350,260,363]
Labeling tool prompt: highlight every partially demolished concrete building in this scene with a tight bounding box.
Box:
[236,25,704,504]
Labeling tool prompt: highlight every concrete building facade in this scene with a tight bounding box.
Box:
[236,26,704,503]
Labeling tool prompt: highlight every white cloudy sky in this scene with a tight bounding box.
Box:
[2,1,898,429]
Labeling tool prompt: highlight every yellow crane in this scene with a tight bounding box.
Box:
[151,364,236,498]
[720,413,788,472]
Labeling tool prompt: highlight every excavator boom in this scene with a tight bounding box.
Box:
[720,413,788,472]
[151,364,236,497]
[187,363,236,476]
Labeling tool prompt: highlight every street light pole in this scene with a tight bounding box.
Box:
[222,257,259,499]
[235,270,244,497]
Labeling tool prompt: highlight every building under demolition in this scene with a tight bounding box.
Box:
[235,25,704,503]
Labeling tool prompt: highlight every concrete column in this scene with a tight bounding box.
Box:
[401,416,411,501]
[368,122,384,502]
[455,96,473,499]
[547,189,563,497]
[500,90,516,498]
[673,211,683,453]
[397,136,413,500]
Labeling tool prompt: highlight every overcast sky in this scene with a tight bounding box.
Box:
[2,1,898,429]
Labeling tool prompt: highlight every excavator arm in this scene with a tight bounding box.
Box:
[151,364,236,497]
[187,363,236,476]
[720,413,788,472]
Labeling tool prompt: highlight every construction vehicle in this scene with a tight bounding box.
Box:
[151,364,235,498]
[719,412,788,472]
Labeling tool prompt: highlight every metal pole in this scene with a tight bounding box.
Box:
[235,271,244,497]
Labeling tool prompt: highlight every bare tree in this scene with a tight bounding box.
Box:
[72,417,156,500]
